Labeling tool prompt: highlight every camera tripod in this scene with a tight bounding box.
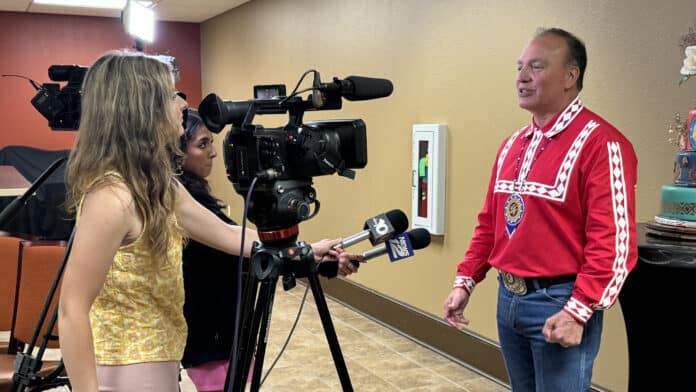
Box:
[224,229,353,392]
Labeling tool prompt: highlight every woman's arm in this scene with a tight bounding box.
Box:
[175,181,363,267]
[175,181,259,257]
[58,185,137,392]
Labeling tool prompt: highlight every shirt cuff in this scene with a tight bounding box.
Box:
[453,275,476,295]
[563,296,593,324]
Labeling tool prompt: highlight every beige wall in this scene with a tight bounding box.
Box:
[200,1,696,389]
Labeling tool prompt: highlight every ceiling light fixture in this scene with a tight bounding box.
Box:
[122,0,156,47]
[32,0,153,10]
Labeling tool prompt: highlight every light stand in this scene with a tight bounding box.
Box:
[11,228,74,392]
[0,157,72,391]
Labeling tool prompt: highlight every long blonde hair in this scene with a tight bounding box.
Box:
[66,50,184,261]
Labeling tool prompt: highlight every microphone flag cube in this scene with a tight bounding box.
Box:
[364,213,395,245]
[385,232,414,262]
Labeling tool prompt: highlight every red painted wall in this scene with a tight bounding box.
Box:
[0,11,201,150]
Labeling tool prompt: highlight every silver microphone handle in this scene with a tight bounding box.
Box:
[338,230,371,249]
[361,246,388,261]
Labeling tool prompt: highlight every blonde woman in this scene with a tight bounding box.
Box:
[58,51,344,391]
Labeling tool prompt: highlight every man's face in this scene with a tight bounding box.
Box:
[516,34,576,117]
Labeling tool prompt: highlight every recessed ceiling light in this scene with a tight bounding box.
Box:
[32,0,152,10]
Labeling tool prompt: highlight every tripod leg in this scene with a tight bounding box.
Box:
[228,276,278,392]
[227,269,260,392]
[306,273,353,392]
[248,278,278,392]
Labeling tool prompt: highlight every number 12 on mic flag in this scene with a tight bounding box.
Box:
[385,233,414,262]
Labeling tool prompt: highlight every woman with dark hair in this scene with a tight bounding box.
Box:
[179,108,361,391]
[178,108,243,391]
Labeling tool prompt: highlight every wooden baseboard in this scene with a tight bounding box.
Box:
[315,277,607,392]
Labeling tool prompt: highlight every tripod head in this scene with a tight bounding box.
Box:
[249,237,318,292]
[245,179,318,233]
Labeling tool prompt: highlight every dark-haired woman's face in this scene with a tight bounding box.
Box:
[183,125,217,178]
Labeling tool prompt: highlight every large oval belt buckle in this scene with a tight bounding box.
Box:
[501,272,527,296]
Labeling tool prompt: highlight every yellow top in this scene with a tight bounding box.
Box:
[81,173,186,365]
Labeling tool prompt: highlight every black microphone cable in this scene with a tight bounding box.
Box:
[230,175,258,388]
[259,256,325,386]
[278,69,318,105]
[2,74,42,90]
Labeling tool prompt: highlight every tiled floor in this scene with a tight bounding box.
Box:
[2,280,508,391]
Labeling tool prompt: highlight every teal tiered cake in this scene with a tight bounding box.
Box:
[658,183,696,221]
[649,111,696,238]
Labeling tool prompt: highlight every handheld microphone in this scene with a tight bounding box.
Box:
[318,227,428,279]
[337,209,409,249]
[317,209,407,279]
[314,75,393,106]
[361,228,431,262]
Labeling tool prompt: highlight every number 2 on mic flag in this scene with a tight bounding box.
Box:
[385,233,414,262]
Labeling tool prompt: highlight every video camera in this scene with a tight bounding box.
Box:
[198,70,393,233]
[202,72,394,391]
[30,65,88,130]
[29,56,178,131]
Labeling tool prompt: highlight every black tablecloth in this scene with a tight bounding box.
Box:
[619,223,696,391]
[0,145,73,240]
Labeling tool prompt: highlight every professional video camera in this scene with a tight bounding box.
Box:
[29,56,177,131]
[203,71,396,391]
[198,70,393,233]
[31,65,88,130]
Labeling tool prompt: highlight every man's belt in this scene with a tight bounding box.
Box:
[500,271,576,296]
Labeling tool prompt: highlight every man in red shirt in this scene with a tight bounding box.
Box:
[443,28,637,391]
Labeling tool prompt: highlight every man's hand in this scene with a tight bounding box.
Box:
[443,287,471,329]
[542,310,584,347]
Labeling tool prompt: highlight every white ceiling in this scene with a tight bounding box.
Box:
[0,0,250,22]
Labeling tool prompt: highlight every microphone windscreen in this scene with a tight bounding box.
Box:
[385,209,409,234]
[408,228,431,249]
[317,261,339,278]
[344,76,394,101]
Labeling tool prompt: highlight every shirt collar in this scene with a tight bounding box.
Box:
[523,96,584,138]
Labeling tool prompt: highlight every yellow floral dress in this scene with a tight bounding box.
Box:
[81,173,187,365]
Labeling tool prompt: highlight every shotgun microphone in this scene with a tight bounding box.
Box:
[313,73,394,108]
